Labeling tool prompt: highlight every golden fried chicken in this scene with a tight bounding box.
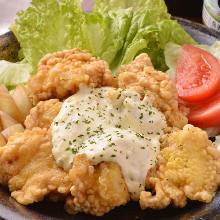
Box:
[0,128,72,205]
[118,54,188,128]
[0,129,130,215]
[65,154,130,216]
[140,125,220,210]
[27,49,117,104]
[1,49,220,217]
[24,99,62,129]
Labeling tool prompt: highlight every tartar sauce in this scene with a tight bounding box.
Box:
[51,86,166,199]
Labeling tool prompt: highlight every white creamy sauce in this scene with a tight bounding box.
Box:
[51,86,166,199]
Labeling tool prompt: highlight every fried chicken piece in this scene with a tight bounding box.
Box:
[0,129,130,215]
[27,49,117,104]
[0,128,71,205]
[65,154,130,216]
[140,125,220,209]
[118,54,188,128]
[24,99,62,129]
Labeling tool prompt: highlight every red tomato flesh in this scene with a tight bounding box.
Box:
[188,93,220,128]
[176,44,220,102]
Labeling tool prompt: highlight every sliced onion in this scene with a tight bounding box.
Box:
[0,133,6,147]
[12,85,32,119]
[0,111,18,129]
[2,124,24,140]
[0,90,24,122]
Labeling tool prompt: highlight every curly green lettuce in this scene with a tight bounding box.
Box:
[0,60,32,89]
[11,0,195,73]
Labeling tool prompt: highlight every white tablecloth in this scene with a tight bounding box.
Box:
[0,0,30,35]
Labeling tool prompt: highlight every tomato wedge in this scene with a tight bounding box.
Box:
[188,93,220,128]
[176,44,220,102]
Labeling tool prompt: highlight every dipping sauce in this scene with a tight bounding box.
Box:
[51,86,166,199]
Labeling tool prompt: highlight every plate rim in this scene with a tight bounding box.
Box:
[175,17,220,40]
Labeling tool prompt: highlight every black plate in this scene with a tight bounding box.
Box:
[0,18,220,220]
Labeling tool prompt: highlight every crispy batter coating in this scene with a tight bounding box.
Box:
[140,125,220,210]
[118,54,188,128]
[0,128,71,205]
[27,49,117,104]
[0,129,130,214]
[65,154,129,216]
[1,51,220,216]
[24,99,62,129]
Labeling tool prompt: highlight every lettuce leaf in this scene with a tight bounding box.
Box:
[164,42,182,79]
[12,0,83,72]
[164,41,220,79]
[94,0,168,15]
[80,8,132,67]
[121,19,195,70]
[12,0,195,73]
[0,60,32,89]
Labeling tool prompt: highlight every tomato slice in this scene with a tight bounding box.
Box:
[188,93,220,128]
[176,44,220,102]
